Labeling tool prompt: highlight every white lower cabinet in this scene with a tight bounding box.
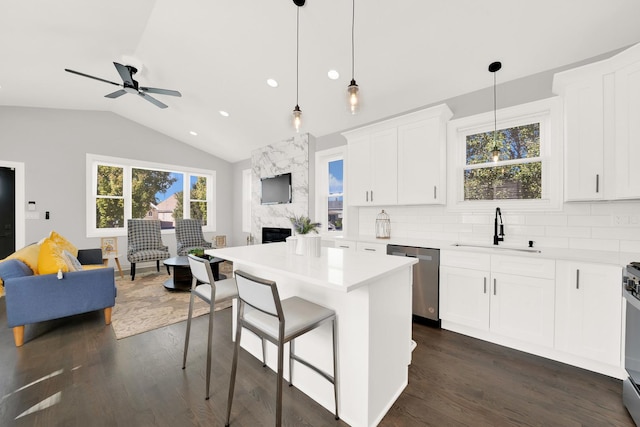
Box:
[440,252,555,348]
[440,265,490,330]
[489,272,555,347]
[555,261,622,367]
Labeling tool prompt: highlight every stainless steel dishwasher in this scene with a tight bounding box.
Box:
[387,245,440,326]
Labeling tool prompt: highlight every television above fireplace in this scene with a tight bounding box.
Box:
[261,173,292,205]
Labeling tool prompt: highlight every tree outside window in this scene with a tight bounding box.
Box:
[464,123,541,200]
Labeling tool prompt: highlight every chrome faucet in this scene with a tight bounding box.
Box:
[493,207,505,245]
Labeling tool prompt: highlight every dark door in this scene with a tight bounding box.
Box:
[0,167,16,258]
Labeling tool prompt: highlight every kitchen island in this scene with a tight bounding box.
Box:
[206,242,417,427]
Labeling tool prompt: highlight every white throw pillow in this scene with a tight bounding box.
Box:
[63,250,83,272]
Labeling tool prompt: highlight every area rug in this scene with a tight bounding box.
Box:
[111,261,233,340]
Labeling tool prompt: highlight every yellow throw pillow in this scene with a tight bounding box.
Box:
[38,238,69,275]
[5,243,41,275]
[49,231,78,257]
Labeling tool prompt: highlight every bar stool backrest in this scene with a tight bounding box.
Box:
[235,270,282,318]
[187,254,214,286]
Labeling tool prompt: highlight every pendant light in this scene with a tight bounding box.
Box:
[292,0,305,132]
[489,61,502,162]
[347,0,360,114]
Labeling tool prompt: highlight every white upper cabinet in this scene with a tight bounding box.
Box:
[343,104,452,207]
[397,106,453,205]
[553,42,640,201]
[346,128,397,206]
[560,75,605,200]
[614,60,640,199]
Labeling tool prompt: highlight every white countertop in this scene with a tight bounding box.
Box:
[206,242,418,293]
[325,235,639,267]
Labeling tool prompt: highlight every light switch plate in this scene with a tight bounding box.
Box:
[26,211,40,220]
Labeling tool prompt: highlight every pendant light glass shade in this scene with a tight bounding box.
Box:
[347,0,360,114]
[348,79,359,114]
[292,104,302,132]
[489,61,502,162]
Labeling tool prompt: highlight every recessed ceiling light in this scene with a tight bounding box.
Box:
[328,70,340,80]
[189,131,198,136]
[219,110,230,117]
[266,78,279,88]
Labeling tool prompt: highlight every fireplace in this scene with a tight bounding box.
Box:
[262,227,292,244]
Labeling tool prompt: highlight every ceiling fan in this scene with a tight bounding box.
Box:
[64,62,182,109]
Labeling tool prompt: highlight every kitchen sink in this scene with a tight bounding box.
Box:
[451,243,542,254]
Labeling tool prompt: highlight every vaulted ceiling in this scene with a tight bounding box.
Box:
[2,1,640,162]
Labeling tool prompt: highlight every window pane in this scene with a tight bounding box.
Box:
[132,169,181,230]
[190,202,207,226]
[466,123,540,165]
[96,198,124,228]
[190,175,207,200]
[464,162,542,200]
[328,160,343,231]
[97,165,123,196]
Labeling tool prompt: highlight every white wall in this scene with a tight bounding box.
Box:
[0,106,233,266]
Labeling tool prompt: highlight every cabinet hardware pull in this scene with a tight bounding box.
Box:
[434,186,437,199]
[484,277,487,294]
[371,190,374,202]
[366,191,368,202]
[364,248,375,251]
[493,278,497,295]
[596,174,599,193]
[576,269,580,289]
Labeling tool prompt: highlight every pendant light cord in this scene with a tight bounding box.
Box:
[493,70,497,144]
[296,6,300,106]
[351,0,355,80]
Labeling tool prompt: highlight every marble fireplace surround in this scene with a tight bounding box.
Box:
[251,133,315,244]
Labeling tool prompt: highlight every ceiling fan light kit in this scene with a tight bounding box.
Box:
[64,62,181,109]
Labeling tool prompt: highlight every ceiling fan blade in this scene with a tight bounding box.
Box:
[138,92,168,109]
[113,62,134,86]
[64,68,121,86]
[140,87,182,97]
[105,89,127,99]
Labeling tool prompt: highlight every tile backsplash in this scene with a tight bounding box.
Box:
[358,201,640,253]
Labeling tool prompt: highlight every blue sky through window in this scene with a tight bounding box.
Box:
[329,160,343,194]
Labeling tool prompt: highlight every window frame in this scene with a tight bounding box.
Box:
[315,146,347,235]
[86,154,216,237]
[446,97,563,212]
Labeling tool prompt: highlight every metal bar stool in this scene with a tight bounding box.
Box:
[226,270,339,426]
[182,254,238,400]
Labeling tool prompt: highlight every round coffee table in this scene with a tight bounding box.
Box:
[163,256,225,291]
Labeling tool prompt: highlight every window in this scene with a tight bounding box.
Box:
[315,147,346,233]
[447,98,562,212]
[464,123,541,200]
[87,154,216,236]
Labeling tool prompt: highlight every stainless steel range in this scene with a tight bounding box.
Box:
[623,262,640,424]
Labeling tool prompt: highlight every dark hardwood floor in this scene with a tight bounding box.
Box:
[0,297,634,426]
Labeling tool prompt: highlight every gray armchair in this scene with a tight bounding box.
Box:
[127,219,171,280]
[175,218,212,256]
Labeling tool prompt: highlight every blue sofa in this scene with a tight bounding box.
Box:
[3,248,117,346]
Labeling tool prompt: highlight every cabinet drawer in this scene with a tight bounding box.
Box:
[356,241,388,254]
[334,240,356,251]
[441,250,490,270]
[491,255,555,279]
